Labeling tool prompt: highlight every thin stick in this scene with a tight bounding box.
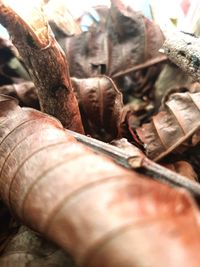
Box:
[0,1,84,133]
[112,56,167,79]
[67,130,200,199]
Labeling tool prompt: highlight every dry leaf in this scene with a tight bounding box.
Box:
[163,161,198,181]
[0,82,40,109]
[0,95,200,267]
[154,63,193,108]
[65,0,165,79]
[0,225,76,267]
[0,77,123,142]
[72,76,123,141]
[0,37,29,85]
[136,92,200,161]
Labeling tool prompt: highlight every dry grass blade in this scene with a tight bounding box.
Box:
[136,92,200,161]
[0,0,84,133]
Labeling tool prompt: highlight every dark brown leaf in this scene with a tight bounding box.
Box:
[0,77,123,142]
[0,82,40,109]
[136,92,200,161]
[154,63,193,109]
[0,37,29,85]
[72,76,123,141]
[0,202,19,254]
[65,0,165,79]
[0,95,200,267]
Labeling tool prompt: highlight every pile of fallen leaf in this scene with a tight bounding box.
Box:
[0,0,200,266]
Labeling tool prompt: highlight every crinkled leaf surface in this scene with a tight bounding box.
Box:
[72,76,123,141]
[65,0,165,79]
[136,92,200,161]
[0,95,200,267]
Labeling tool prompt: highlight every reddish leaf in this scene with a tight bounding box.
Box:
[0,95,200,266]
[136,92,200,161]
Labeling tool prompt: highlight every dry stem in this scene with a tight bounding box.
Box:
[0,1,84,133]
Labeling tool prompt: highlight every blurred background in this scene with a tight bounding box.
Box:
[1,0,200,37]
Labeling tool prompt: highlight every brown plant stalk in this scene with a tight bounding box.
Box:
[0,0,84,133]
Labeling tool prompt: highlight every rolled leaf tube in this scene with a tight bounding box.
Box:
[1,95,200,267]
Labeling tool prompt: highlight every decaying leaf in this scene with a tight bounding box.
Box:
[72,76,123,141]
[163,161,198,181]
[0,76,123,141]
[0,82,40,109]
[1,95,200,267]
[136,92,200,161]
[65,0,165,79]
[0,225,76,267]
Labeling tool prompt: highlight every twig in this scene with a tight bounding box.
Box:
[112,55,167,79]
[162,31,200,83]
[0,1,84,133]
[67,130,200,199]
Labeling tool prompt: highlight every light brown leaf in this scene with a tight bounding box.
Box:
[0,95,200,267]
[136,92,200,161]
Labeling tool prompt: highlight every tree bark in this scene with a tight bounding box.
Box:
[162,31,200,83]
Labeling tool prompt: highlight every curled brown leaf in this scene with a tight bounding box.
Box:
[0,95,200,266]
[72,76,123,141]
[136,92,200,161]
